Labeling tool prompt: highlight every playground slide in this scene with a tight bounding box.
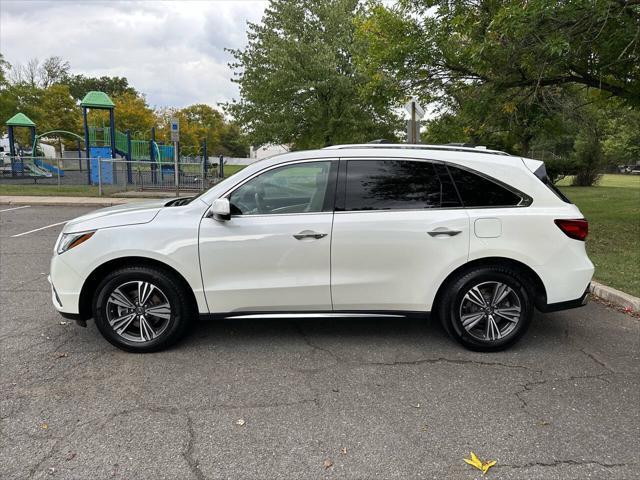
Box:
[35,159,64,177]
[24,163,53,178]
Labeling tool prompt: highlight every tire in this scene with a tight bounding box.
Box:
[438,266,533,351]
[93,266,194,353]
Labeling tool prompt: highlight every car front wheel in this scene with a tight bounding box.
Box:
[439,267,533,351]
[93,266,193,353]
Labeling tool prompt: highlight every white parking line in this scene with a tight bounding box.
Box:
[12,220,69,238]
[0,205,31,213]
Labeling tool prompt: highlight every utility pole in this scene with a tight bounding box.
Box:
[405,97,425,144]
[170,118,180,196]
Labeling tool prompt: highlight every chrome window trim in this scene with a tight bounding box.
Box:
[220,158,338,217]
[337,156,531,212]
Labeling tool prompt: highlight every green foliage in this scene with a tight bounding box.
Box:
[156,104,249,157]
[64,74,138,101]
[227,0,401,149]
[359,0,638,183]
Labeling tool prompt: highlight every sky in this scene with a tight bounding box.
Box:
[0,0,268,108]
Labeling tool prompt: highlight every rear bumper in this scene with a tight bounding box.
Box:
[538,284,590,313]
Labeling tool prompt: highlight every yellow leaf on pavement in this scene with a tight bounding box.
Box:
[464,452,496,475]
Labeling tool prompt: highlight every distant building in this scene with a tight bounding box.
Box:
[249,144,289,160]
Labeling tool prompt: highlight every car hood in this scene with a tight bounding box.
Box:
[63,199,169,233]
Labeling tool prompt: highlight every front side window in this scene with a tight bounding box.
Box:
[343,160,460,211]
[448,165,524,207]
[229,161,333,215]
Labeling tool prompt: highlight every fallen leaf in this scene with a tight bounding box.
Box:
[323,458,333,469]
[464,451,496,475]
[340,447,347,455]
[41,423,48,430]
[235,418,245,426]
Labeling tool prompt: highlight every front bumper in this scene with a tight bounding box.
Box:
[538,284,590,313]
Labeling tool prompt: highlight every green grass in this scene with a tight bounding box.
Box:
[559,174,640,297]
[0,185,105,197]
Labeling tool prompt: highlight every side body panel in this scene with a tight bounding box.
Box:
[198,213,334,312]
[331,209,470,311]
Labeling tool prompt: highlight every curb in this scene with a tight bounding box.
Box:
[0,196,148,207]
[590,281,640,313]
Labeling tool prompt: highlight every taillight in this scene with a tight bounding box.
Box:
[554,219,588,241]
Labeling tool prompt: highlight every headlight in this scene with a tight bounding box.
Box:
[57,231,95,255]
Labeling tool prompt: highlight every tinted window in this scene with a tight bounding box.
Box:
[448,165,522,207]
[344,160,461,211]
[230,161,333,215]
[532,163,572,203]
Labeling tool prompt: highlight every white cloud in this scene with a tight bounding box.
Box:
[0,0,267,108]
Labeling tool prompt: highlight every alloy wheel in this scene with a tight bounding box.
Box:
[105,281,172,343]
[459,281,522,342]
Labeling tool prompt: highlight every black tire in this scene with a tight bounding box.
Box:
[93,266,194,353]
[438,266,533,351]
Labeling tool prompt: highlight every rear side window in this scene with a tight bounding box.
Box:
[532,163,572,203]
[343,160,460,211]
[448,165,524,207]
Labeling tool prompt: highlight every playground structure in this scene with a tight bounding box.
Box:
[3,91,212,189]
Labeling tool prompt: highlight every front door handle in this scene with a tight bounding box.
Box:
[428,228,462,237]
[293,230,327,240]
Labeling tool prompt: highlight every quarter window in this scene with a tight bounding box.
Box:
[229,161,333,215]
[448,165,523,207]
[343,160,461,211]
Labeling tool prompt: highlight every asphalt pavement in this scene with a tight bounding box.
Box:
[1,205,638,480]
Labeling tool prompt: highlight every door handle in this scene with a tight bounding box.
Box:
[428,228,462,237]
[293,230,327,240]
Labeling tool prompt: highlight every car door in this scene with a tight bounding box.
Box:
[331,158,470,312]
[199,159,337,313]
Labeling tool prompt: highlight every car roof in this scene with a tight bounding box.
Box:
[323,143,511,156]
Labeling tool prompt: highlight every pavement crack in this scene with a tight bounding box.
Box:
[580,348,616,374]
[183,412,206,480]
[361,357,538,371]
[290,321,342,363]
[501,459,631,470]
[514,373,613,417]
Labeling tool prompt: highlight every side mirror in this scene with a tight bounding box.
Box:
[210,198,231,221]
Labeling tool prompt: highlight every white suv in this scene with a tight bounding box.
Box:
[50,144,594,352]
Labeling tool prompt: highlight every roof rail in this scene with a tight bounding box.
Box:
[323,143,511,156]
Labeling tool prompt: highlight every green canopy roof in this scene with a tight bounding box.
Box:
[6,112,36,127]
[80,91,115,108]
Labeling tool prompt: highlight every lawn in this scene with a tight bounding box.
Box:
[559,174,640,297]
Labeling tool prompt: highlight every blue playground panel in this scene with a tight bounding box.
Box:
[35,159,64,176]
[89,147,114,185]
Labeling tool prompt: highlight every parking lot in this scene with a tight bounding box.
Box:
[0,205,638,479]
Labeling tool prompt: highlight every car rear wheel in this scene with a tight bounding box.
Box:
[93,266,193,353]
[439,267,533,351]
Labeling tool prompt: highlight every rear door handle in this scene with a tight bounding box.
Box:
[293,230,327,240]
[428,228,462,237]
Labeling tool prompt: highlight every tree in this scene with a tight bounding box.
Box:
[39,84,82,153]
[39,56,70,88]
[227,0,401,149]
[156,104,249,157]
[111,92,156,135]
[360,0,640,106]
[64,74,138,101]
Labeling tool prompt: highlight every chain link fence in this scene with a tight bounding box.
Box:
[0,156,226,196]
